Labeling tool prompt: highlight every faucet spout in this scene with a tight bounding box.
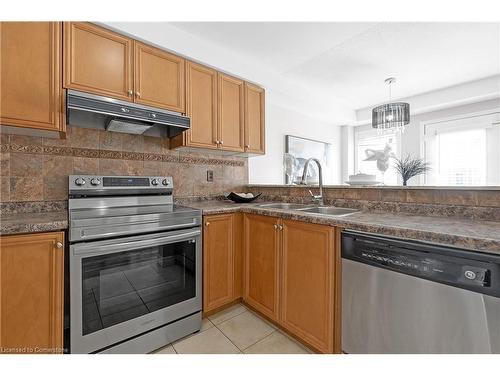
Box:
[300,158,324,205]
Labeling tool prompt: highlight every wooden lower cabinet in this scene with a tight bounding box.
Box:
[203,213,243,314]
[242,214,340,353]
[280,220,336,353]
[243,214,280,321]
[0,231,64,353]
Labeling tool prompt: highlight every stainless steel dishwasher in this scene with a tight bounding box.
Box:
[341,230,500,354]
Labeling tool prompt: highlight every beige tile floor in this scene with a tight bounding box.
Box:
[153,303,312,354]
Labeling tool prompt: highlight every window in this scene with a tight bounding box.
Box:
[423,112,500,186]
[354,129,399,185]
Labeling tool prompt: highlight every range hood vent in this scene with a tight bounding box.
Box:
[67,90,190,138]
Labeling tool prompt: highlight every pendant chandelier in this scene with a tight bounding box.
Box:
[372,77,410,133]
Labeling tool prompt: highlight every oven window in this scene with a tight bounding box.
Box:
[81,239,196,335]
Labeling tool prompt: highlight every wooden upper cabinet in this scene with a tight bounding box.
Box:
[64,22,133,101]
[203,214,234,313]
[244,83,265,154]
[218,73,245,152]
[134,42,185,112]
[243,214,280,321]
[0,22,63,132]
[184,61,217,148]
[0,232,64,353]
[280,220,335,353]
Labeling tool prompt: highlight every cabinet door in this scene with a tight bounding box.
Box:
[233,213,244,300]
[134,42,185,112]
[0,232,64,353]
[203,214,234,312]
[280,220,335,353]
[185,61,218,148]
[0,22,63,131]
[218,73,245,152]
[243,214,280,321]
[244,83,265,154]
[64,22,133,101]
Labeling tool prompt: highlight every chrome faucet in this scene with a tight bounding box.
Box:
[300,158,324,205]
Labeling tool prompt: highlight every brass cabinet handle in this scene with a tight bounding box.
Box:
[219,140,224,145]
[136,92,141,98]
[205,222,210,226]
[273,224,278,229]
[278,225,283,231]
[127,90,133,96]
[56,242,63,249]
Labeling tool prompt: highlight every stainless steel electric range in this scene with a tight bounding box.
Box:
[68,175,202,353]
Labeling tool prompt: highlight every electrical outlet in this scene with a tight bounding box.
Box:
[207,170,214,182]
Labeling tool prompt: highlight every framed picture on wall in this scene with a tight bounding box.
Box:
[284,135,334,184]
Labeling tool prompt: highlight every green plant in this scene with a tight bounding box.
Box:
[393,154,431,186]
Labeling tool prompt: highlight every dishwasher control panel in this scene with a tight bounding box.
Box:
[342,231,500,298]
[357,247,491,288]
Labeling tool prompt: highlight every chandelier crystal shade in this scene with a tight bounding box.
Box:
[372,78,410,133]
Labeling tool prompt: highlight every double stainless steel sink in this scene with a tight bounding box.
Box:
[258,203,359,217]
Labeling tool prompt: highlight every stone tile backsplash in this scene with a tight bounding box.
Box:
[0,127,248,203]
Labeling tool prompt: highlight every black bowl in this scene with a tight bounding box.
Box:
[225,192,262,203]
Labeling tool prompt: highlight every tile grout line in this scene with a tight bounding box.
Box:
[238,328,277,354]
[207,306,248,326]
[212,322,244,353]
[213,308,277,353]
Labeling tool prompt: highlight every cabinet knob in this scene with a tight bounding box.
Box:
[278,225,283,231]
[205,222,210,226]
[214,140,219,145]
[127,90,133,96]
[56,242,63,249]
[273,224,278,229]
[136,92,141,98]
[219,140,224,145]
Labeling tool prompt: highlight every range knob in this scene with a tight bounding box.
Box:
[150,113,157,119]
[162,179,169,186]
[90,178,101,186]
[75,178,86,186]
[151,179,159,186]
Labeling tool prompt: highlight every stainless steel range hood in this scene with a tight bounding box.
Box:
[67,90,190,138]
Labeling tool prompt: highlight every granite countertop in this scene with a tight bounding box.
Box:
[185,200,500,254]
[0,211,68,235]
[2,200,499,255]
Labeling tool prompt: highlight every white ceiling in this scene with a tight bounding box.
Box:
[171,22,500,110]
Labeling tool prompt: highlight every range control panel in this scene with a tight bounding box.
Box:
[69,175,173,195]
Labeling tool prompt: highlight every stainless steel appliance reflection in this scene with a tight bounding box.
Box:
[68,175,202,353]
[342,230,500,354]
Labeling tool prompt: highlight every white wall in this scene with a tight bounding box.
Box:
[351,98,500,185]
[249,103,342,184]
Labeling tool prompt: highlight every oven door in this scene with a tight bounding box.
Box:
[70,227,201,353]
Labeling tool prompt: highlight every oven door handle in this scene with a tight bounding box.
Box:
[71,229,201,256]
